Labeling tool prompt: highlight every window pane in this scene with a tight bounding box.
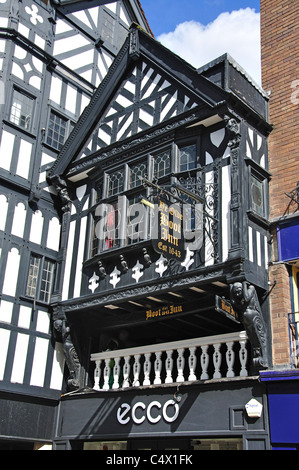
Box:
[130,161,147,189]
[10,90,34,131]
[90,219,99,257]
[154,151,171,179]
[179,144,196,172]
[46,111,68,150]
[127,194,146,245]
[107,170,124,197]
[103,203,120,251]
[39,259,55,303]
[251,174,264,216]
[26,256,40,298]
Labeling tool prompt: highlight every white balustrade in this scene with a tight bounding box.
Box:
[91,331,249,391]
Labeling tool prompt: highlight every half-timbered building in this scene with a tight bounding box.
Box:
[1,0,273,451]
[0,0,151,449]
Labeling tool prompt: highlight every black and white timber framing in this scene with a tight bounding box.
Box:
[0,0,151,445]
[47,23,273,381]
[0,0,273,449]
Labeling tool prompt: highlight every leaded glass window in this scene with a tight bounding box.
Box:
[179,144,197,172]
[39,259,55,303]
[154,151,171,179]
[26,255,40,298]
[102,203,120,250]
[127,194,146,245]
[47,110,68,151]
[107,169,124,197]
[129,161,147,189]
[10,89,35,131]
[26,255,55,303]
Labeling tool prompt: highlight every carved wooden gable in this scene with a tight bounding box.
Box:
[75,60,199,160]
[49,25,227,180]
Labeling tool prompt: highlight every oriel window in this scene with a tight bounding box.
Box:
[10,89,35,131]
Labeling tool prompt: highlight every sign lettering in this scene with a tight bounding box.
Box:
[117,399,180,425]
[146,304,183,321]
[215,295,240,323]
[152,198,186,262]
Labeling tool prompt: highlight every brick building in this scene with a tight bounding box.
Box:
[260,0,299,449]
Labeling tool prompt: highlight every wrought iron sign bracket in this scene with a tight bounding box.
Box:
[140,173,219,262]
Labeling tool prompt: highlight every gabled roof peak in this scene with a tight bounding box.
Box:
[48,25,228,181]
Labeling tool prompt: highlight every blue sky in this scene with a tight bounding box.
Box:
[140,0,262,84]
[141,0,260,36]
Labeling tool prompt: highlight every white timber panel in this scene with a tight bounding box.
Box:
[16,139,32,180]
[30,337,49,387]
[221,163,231,262]
[0,299,13,324]
[0,130,14,171]
[0,194,8,231]
[46,217,61,252]
[50,342,65,391]
[0,329,10,381]
[29,210,43,245]
[10,332,29,384]
[11,202,26,238]
[2,247,20,297]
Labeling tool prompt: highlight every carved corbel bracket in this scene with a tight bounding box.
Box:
[230,281,269,372]
[50,175,72,213]
[129,23,140,61]
[224,116,241,149]
[52,306,80,391]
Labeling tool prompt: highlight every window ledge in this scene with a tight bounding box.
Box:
[247,210,270,229]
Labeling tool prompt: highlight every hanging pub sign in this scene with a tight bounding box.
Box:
[152,197,186,262]
[215,295,240,324]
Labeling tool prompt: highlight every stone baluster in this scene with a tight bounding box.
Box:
[112,357,121,389]
[94,360,101,391]
[176,348,185,382]
[213,343,222,379]
[143,353,152,386]
[133,354,141,387]
[165,350,174,384]
[103,358,111,390]
[188,347,197,381]
[200,345,209,380]
[154,351,162,384]
[122,356,131,388]
[226,341,235,378]
[239,338,248,377]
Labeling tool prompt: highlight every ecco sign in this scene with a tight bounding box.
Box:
[117,399,180,425]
